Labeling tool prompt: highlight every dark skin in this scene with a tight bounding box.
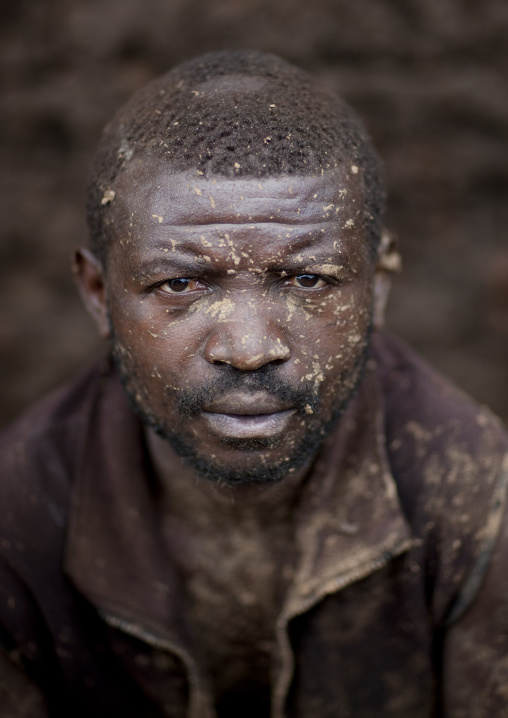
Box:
[75,160,395,714]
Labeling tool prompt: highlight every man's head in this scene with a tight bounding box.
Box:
[76,51,396,487]
[87,50,385,266]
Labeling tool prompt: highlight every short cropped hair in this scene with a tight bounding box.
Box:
[87,50,386,264]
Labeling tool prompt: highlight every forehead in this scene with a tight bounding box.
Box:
[108,162,367,265]
[114,159,362,217]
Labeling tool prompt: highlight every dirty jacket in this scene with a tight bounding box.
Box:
[1,330,508,718]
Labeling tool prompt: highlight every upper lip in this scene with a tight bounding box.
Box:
[201,392,293,415]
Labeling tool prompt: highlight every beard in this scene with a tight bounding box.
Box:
[111,335,370,487]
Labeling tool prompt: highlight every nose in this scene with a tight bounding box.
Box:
[203,297,291,371]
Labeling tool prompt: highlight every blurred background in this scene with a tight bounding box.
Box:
[1,0,508,427]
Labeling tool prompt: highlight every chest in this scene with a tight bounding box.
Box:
[161,514,295,712]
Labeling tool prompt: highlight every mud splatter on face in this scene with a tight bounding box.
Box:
[113,335,369,485]
[104,167,376,486]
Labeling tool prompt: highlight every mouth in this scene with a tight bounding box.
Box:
[201,409,295,439]
[199,392,296,439]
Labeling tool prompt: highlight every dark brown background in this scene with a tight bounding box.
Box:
[1,0,508,427]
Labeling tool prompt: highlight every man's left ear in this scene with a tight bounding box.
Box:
[373,229,402,328]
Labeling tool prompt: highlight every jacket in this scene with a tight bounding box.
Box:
[1,330,507,717]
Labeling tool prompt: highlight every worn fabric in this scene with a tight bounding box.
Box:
[1,330,508,718]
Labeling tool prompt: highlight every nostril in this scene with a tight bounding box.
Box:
[206,351,231,367]
[210,358,232,367]
[270,357,290,367]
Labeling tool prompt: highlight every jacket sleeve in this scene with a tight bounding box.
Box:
[442,482,508,717]
[0,646,49,718]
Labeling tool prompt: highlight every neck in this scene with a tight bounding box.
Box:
[145,427,312,529]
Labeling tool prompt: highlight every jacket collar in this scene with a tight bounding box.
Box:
[65,350,413,714]
[286,360,413,616]
[270,358,414,714]
[65,361,191,640]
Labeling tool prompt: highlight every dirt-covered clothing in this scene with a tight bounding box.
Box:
[1,330,508,717]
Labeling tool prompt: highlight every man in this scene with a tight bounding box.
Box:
[1,50,508,718]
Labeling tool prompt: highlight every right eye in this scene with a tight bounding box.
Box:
[158,278,202,294]
[284,274,328,289]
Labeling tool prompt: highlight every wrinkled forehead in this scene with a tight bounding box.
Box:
[108,160,366,232]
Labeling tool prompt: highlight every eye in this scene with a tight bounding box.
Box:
[289,274,327,289]
[158,278,202,294]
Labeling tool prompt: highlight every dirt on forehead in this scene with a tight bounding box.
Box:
[1,0,508,426]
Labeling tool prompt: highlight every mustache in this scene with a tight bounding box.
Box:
[175,363,320,417]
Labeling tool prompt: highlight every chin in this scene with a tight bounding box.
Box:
[176,456,297,487]
[158,413,340,487]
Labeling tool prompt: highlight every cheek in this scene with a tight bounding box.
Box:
[331,279,373,320]
[109,304,203,409]
[110,289,198,354]
[292,283,373,350]
[294,298,373,406]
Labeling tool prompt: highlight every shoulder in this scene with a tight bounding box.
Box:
[0,357,109,459]
[372,330,508,622]
[372,330,507,505]
[372,329,506,446]
[0,358,110,558]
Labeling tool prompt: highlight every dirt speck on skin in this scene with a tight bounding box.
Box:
[205,297,235,321]
[101,189,116,206]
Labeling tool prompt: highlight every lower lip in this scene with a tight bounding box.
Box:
[201,410,295,439]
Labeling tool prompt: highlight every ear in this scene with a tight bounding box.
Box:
[73,248,111,339]
[373,229,402,328]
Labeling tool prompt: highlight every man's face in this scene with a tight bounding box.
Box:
[97,163,376,484]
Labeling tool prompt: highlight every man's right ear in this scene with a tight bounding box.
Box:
[73,248,111,339]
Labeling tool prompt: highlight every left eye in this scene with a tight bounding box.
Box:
[290,274,327,289]
[159,278,200,293]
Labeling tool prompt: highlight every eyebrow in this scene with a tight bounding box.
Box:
[133,244,349,281]
[129,225,352,279]
[131,256,218,281]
